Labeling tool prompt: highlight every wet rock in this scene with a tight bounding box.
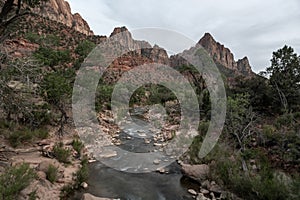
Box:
[153,159,160,165]
[188,189,197,195]
[81,193,117,200]
[209,183,222,195]
[201,180,211,189]
[196,193,210,200]
[200,188,210,195]
[99,150,117,158]
[181,164,210,182]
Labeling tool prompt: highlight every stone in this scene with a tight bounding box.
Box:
[196,193,210,200]
[153,159,160,165]
[81,193,118,200]
[36,171,47,180]
[200,188,210,194]
[209,184,222,195]
[188,189,197,195]
[181,164,210,183]
[81,182,88,189]
[156,167,167,174]
[201,180,211,189]
[37,160,61,174]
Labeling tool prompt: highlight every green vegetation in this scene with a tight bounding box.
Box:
[188,46,300,198]
[8,127,48,147]
[267,45,300,112]
[60,158,89,199]
[34,47,70,68]
[0,163,36,200]
[40,69,75,134]
[45,164,59,183]
[53,142,71,164]
[75,158,89,186]
[72,139,84,156]
[75,40,96,58]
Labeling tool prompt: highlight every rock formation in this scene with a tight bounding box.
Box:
[33,0,93,35]
[198,33,253,76]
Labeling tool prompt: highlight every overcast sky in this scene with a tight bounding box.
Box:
[67,0,300,73]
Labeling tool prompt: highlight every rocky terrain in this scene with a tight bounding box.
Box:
[1,0,299,200]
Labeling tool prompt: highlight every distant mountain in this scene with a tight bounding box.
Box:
[198,33,253,76]
[0,0,254,80]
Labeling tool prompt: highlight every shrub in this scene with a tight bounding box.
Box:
[24,32,41,43]
[72,139,84,156]
[60,184,74,200]
[75,158,89,186]
[0,163,36,200]
[75,40,96,58]
[46,165,58,183]
[53,142,71,164]
[34,47,70,67]
[8,127,49,148]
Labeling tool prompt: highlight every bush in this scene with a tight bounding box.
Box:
[53,142,71,164]
[75,40,96,58]
[0,163,36,200]
[8,127,49,148]
[60,184,74,200]
[72,139,84,156]
[46,165,58,183]
[24,32,41,43]
[34,47,70,67]
[210,155,294,200]
[75,158,89,186]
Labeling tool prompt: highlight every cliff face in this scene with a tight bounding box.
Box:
[198,33,252,76]
[33,0,93,35]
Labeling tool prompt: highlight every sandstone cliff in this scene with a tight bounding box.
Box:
[33,0,93,35]
[198,33,252,76]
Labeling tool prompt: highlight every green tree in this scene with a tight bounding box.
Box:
[225,94,255,172]
[233,75,273,113]
[40,69,74,134]
[266,45,300,112]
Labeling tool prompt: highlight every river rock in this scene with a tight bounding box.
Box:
[81,193,117,200]
[201,180,211,189]
[200,188,210,194]
[209,182,222,194]
[181,164,209,182]
[153,159,160,165]
[196,193,210,200]
[188,189,197,195]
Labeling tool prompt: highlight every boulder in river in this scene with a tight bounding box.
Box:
[181,163,209,182]
[81,193,119,200]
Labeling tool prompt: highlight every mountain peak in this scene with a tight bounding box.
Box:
[110,26,129,37]
[32,0,93,35]
[198,33,253,76]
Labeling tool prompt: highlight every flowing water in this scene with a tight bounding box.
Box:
[75,109,198,200]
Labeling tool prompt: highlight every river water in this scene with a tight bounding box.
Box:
[75,109,198,200]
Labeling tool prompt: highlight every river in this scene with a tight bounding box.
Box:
[75,108,198,200]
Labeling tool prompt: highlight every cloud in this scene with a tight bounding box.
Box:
[67,0,300,72]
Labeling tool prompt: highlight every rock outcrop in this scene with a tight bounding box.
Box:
[141,44,169,65]
[33,0,93,35]
[110,26,151,53]
[198,33,253,76]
